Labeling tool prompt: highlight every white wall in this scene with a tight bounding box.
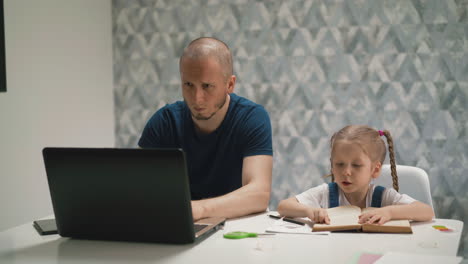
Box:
[0,0,114,231]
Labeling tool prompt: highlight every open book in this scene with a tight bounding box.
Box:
[312,205,412,233]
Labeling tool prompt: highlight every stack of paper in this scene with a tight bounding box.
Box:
[374,252,462,264]
[265,219,329,235]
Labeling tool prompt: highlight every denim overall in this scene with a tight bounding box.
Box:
[328,182,385,208]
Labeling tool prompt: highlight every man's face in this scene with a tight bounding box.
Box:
[180,57,234,121]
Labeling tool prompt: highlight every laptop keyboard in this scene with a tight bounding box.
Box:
[194,224,209,233]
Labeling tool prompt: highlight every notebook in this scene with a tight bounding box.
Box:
[42,147,225,244]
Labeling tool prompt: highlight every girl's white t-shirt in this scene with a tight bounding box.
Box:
[295,183,416,208]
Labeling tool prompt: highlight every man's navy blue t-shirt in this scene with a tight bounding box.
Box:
[138,93,273,200]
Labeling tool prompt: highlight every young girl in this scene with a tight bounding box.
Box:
[277,125,434,225]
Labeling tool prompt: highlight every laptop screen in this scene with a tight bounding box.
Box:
[43,147,197,243]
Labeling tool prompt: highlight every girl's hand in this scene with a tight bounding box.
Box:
[307,208,330,224]
[359,207,392,225]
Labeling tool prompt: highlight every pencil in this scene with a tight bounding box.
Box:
[282,217,305,226]
[268,214,305,226]
[268,214,281,220]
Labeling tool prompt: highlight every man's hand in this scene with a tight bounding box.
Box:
[306,208,330,224]
[188,155,272,220]
[191,200,205,221]
[359,207,392,225]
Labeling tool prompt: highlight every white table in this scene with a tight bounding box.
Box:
[0,212,463,264]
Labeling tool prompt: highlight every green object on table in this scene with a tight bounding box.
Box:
[223,231,274,239]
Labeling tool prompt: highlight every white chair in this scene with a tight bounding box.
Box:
[374,164,434,213]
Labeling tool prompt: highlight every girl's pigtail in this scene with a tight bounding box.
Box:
[382,130,399,192]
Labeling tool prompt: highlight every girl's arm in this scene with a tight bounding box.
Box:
[277,197,330,224]
[359,201,434,224]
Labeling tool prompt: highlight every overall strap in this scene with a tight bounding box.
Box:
[371,185,385,208]
[328,182,339,208]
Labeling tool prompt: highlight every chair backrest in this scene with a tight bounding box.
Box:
[374,164,434,212]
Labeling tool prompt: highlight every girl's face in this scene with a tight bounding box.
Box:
[331,141,381,195]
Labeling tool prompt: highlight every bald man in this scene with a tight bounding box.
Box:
[138,37,273,220]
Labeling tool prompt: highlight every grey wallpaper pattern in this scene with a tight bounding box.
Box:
[112,0,468,257]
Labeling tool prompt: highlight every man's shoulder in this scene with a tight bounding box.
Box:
[231,93,262,107]
[146,101,187,126]
[230,93,268,115]
[227,94,271,137]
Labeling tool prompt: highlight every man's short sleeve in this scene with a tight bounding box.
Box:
[138,107,170,148]
[242,106,273,157]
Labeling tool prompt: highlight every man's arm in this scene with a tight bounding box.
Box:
[191,155,272,220]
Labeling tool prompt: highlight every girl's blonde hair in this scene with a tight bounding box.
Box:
[329,125,399,191]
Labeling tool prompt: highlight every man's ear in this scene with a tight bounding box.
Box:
[227,75,236,93]
[371,162,382,179]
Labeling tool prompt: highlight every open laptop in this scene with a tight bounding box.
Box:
[42,147,225,244]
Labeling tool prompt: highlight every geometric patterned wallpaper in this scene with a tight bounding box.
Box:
[112,0,468,257]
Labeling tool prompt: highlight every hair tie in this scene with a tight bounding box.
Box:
[378,130,385,136]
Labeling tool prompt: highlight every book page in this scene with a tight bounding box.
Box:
[360,207,412,233]
[362,219,412,232]
[381,220,411,227]
[327,205,361,226]
[313,206,362,232]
